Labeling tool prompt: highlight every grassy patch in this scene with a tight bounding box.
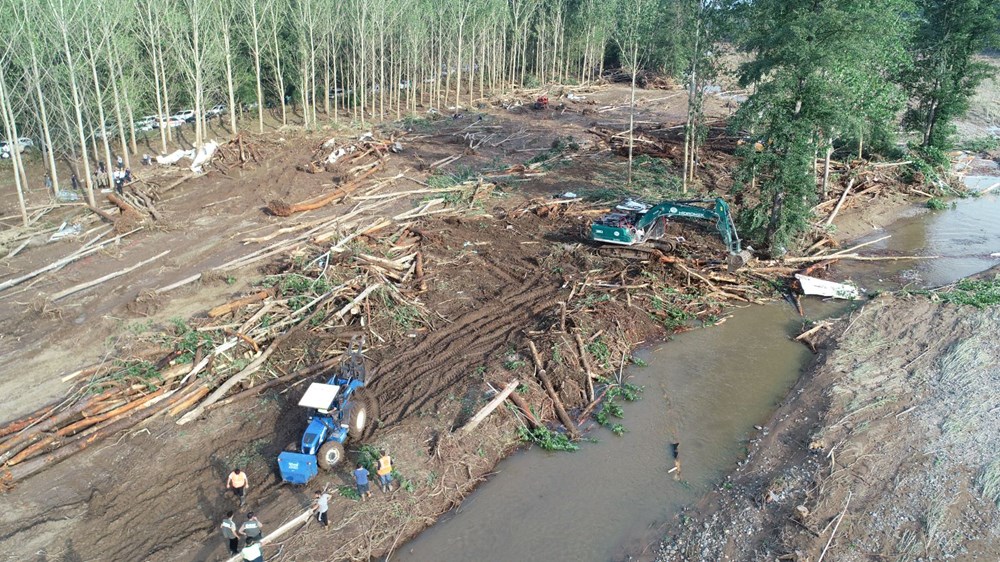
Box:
[516,425,579,451]
[594,379,643,436]
[926,197,949,210]
[979,458,1000,507]
[937,278,1000,308]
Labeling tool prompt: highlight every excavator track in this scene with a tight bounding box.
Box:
[597,239,677,261]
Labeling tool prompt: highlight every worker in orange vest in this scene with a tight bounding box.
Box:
[227,468,249,506]
[376,450,394,493]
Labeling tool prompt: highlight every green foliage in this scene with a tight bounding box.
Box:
[594,379,643,435]
[169,319,217,364]
[926,198,949,210]
[730,0,912,253]
[516,425,580,451]
[338,485,361,500]
[586,338,612,369]
[900,0,1000,150]
[526,136,580,167]
[390,469,415,493]
[503,359,527,371]
[264,273,335,310]
[937,278,1000,308]
[590,155,683,203]
[960,136,1000,153]
[426,167,476,190]
[356,444,381,474]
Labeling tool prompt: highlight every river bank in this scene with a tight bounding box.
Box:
[656,271,1000,561]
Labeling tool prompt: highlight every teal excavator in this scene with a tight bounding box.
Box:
[589,197,751,269]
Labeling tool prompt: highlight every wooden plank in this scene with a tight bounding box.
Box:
[459,380,519,436]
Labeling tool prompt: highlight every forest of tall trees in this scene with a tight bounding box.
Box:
[0,0,996,251]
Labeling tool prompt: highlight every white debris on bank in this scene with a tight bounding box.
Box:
[795,274,861,300]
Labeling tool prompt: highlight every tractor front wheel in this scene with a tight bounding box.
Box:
[317,441,345,470]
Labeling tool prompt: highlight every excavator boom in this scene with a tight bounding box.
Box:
[591,197,742,253]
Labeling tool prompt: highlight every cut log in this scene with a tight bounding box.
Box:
[177,294,338,425]
[2,390,174,483]
[50,250,170,301]
[507,389,541,429]
[527,340,579,438]
[459,380,520,436]
[221,507,316,562]
[55,387,167,438]
[205,354,343,412]
[208,289,274,318]
[267,164,380,217]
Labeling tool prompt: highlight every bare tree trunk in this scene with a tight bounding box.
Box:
[58,18,95,205]
[627,43,638,185]
[821,140,833,199]
[85,28,115,178]
[222,17,238,136]
[105,39,131,169]
[0,69,29,225]
[25,33,60,196]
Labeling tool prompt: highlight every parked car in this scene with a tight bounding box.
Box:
[172,109,196,122]
[135,115,159,132]
[92,125,116,139]
[205,104,226,118]
[156,114,185,128]
[0,140,25,158]
[16,137,33,149]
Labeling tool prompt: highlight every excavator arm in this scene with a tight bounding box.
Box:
[634,198,742,255]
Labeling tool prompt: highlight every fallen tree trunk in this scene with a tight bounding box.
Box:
[0,228,143,294]
[205,355,343,412]
[267,164,380,217]
[506,388,541,429]
[208,289,274,318]
[177,294,339,425]
[527,340,579,438]
[50,250,170,301]
[222,507,316,562]
[459,380,520,436]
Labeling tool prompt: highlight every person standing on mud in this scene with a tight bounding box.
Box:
[220,511,239,555]
[70,173,80,191]
[227,468,249,506]
[313,490,331,527]
[240,512,263,542]
[376,450,394,493]
[353,462,372,500]
[241,536,264,562]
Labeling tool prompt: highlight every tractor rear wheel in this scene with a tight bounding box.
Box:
[317,441,345,470]
[348,391,378,440]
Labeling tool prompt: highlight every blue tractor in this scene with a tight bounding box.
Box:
[277,338,378,485]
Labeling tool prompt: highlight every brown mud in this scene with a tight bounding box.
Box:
[0,81,951,562]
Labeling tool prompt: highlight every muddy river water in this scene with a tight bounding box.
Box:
[394,194,1000,562]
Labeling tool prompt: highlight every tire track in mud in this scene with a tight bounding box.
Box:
[371,278,561,425]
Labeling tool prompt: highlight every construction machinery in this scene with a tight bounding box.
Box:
[589,197,751,269]
[277,337,378,485]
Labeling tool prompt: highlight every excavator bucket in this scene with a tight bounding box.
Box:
[727,250,753,272]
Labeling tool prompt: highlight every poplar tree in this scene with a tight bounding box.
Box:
[901,0,1000,153]
[731,0,910,254]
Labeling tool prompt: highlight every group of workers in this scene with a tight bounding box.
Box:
[221,450,397,561]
